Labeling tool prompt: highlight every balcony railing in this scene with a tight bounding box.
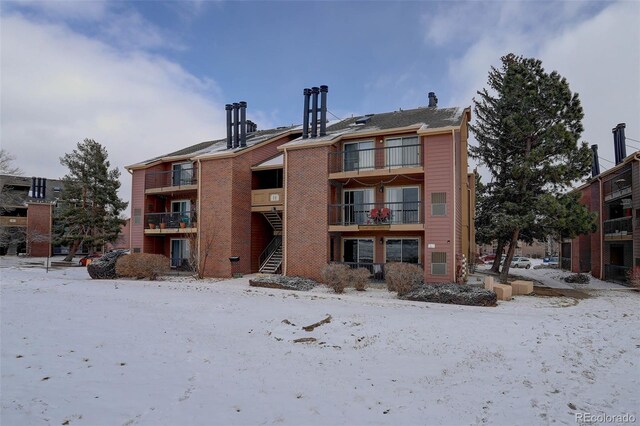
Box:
[145,168,197,191]
[603,169,632,201]
[145,211,197,229]
[603,216,633,236]
[329,145,421,174]
[605,264,631,282]
[329,201,423,226]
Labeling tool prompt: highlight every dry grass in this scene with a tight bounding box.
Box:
[385,263,423,296]
[321,263,350,293]
[116,253,170,280]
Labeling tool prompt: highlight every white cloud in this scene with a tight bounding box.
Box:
[431,1,640,177]
[0,13,226,215]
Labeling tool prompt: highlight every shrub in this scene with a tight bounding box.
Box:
[385,262,423,296]
[401,284,497,307]
[350,268,370,291]
[321,263,350,293]
[116,253,170,280]
[627,266,640,288]
[564,273,590,284]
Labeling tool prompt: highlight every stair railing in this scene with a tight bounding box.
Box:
[259,236,282,270]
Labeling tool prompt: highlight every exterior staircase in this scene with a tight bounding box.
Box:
[259,236,282,274]
[262,211,282,233]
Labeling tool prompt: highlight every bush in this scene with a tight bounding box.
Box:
[350,268,370,291]
[627,266,640,288]
[385,263,423,296]
[321,263,350,293]
[401,284,497,307]
[116,253,170,280]
[564,273,590,284]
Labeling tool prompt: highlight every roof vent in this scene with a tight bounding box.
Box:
[355,115,372,125]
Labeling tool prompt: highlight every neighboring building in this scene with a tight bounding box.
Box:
[568,123,639,282]
[0,175,64,256]
[126,88,476,283]
[479,238,558,259]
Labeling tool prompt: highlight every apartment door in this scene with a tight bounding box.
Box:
[344,141,374,172]
[172,163,193,186]
[170,239,190,268]
[386,186,419,224]
[386,136,419,168]
[343,238,374,264]
[343,189,374,225]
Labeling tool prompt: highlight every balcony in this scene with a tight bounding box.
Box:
[145,168,197,194]
[329,145,422,179]
[603,169,632,202]
[603,216,633,240]
[0,216,27,227]
[144,212,197,235]
[251,188,284,212]
[328,201,423,231]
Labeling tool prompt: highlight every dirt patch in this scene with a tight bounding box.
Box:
[531,286,590,299]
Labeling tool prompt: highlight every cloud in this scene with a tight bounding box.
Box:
[429,1,640,176]
[0,13,226,215]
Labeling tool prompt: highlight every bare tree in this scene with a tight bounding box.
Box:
[0,149,22,175]
[188,231,214,279]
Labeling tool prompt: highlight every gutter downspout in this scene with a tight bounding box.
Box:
[197,158,202,276]
[452,129,457,283]
[597,175,603,280]
[283,148,288,276]
[127,168,134,253]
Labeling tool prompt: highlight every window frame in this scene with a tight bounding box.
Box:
[342,237,375,264]
[384,237,421,264]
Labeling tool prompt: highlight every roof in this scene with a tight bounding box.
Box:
[0,174,65,205]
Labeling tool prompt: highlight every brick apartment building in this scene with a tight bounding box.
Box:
[567,123,639,282]
[126,88,476,283]
[0,175,64,256]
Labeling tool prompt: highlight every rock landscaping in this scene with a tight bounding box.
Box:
[249,275,318,291]
[400,284,497,307]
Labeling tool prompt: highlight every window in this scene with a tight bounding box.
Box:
[431,192,446,216]
[343,189,374,225]
[343,238,374,264]
[385,136,419,168]
[133,208,141,225]
[431,252,447,275]
[172,162,194,186]
[132,248,141,253]
[344,141,374,172]
[385,239,419,264]
[386,186,420,224]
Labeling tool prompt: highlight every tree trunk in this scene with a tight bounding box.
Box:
[490,239,505,273]
[63,240,81,262]
[500,228,520,282]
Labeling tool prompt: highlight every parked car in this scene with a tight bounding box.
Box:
[79,253,102,266]
[543,256,559,267]
[510,257,532,269]
[479,254,496,264]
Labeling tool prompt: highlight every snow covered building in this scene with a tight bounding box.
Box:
[126,88,476,283]
[567,123,640,282]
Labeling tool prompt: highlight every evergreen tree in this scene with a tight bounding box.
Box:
[470,54,594,280]
[55,139,127,261]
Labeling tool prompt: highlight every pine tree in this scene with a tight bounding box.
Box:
[470,54,594,280]
[55,139,127,261]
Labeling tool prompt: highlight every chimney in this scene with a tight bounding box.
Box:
[31,177,36,198]
[311,87,319,138]
[428,92,438,108]
[225,104,233,149]
[233,103,240,148]
[36,177,41,198]
[613,123,627,165]
[319,85,328,137]
[591,145,600,177]
[239,101,247,148]
[42,178,46,199]
[302,88,311,139]
[246,120,257,133]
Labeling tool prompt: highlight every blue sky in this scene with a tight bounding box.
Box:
[1,1,639,211]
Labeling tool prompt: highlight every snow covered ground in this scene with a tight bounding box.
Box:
[1,257,639,425]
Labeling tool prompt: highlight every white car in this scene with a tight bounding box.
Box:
[510,257,532,269]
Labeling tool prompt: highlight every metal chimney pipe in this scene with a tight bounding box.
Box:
[311,87,319,138]
[233,103,240,148]
[302,88,311,139]
[225,104,233,149]
[319,85,328,137]
[428,92,438,108]
[239,101,247,148]
[36,177,41,198]
[617,123,627,164]
[31,177,36,198]
[591,144,600,177]
[42,178,46,199]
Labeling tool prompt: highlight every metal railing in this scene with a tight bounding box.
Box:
[170,257,191,270]
[145,168,197,190]
[145,211,197,229]
[340,262,423,281]
[603,216,633,236]
[259,236,282,269]
[328,201,423,226]
[605,264,631,282]
[329,144,421,173]
[603,168,632,201]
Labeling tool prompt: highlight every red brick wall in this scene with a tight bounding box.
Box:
[590,181,602,279]
[26,203,52,257]
[130,169,146,252]
[285,146,330,281]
